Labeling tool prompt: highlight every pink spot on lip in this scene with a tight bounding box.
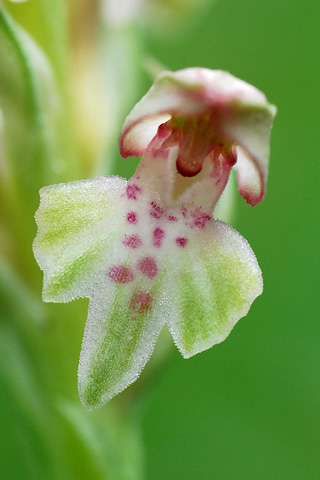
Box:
[137,256,158,279]
[130,291,153,314]
[108,265,134,284]
[168,215,178,222]
[150,201,164,219]
[123,234,142,249]
[194,213,211,229]
[126,211,138,224]
[153,227,165,247]
[126,184,141,200]
[176,237,188,247]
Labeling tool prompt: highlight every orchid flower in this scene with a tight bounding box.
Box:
[33,68,276,409]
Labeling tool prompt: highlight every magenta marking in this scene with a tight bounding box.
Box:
[123,234,142,249]
[176,237,188,247]
[150,201,164,219]
[168,215,178,222]
[152,147,170,160]
[153,227,165,247]
[130,291,153,314]
[137,256,158,279]
[194,213,211,229]
[126,211,138,224]
[108,265,134,284]
[126,184,141,200]
[157,122,171,140]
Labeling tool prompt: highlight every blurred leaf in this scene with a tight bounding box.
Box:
[59,400,144,480]
[0,254,46,326]
[0,322,71,480]
[7,0,68,85]
[0,8,68,205]
[0,7,78,280]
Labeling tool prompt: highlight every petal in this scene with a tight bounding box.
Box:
[33,176,127,302]
[224,107,277,205]
[162,220,262,358]
[0,9,68,207]
[234,146,264,206]
[78,276,166,409]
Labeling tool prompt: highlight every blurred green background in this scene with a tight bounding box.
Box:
[142,1,320,479]
[1,0,319,479]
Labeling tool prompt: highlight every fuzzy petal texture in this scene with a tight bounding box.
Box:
[78,279,167,409]
[161,220,262,358]
[34,176,167,408]
[34,170,263,408]
[33,176,127,302]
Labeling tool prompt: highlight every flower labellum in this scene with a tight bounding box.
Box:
[33,68,276,409]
